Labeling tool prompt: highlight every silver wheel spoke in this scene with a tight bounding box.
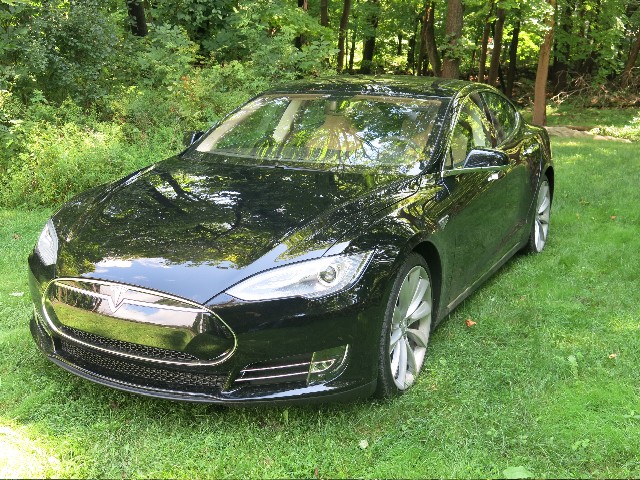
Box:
[532,179,551,252]
[398,273,416,309]
[392,306,404,326]
[406,328,429,348]
[408,300,431,321]
[389,327,403,349]
[390,343,400,375]
[538,195,550,214]
[397,338,407,387]
[406,339,417,375]
[406,278,429,319]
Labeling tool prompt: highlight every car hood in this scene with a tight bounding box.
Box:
[54,153,417,303]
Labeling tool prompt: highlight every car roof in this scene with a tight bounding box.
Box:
[264,75,477,99]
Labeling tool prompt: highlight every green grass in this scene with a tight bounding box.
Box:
[1,137,640,478]
[520,104,640,131]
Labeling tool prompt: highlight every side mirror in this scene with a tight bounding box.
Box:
[463,148,509,169]
[183,131,204,147]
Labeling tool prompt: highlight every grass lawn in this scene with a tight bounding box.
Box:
[1,136,639,478]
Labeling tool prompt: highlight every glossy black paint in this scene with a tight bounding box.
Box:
[28,76,553,403]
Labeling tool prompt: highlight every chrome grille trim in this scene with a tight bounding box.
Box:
[61,325,201,362]
[241,361,311,373]
[55,281,206,314]
[42,277,237,366]
[235,355,312,385]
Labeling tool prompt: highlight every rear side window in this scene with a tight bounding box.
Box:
[481,92,519,145]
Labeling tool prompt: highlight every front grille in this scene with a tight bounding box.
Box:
[46,278,236,366]
[234,353,312,386]
[61,325,200,362]
[59,340,228,393]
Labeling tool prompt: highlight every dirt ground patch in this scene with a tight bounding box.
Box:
[545,126,632,142]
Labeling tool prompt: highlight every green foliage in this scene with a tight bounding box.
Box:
[0,63,270,208]
[209,0,336,77]
[149,0,236,55]
[1,1,122,105]
[134,24,199,89]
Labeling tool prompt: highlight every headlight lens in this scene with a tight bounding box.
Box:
[226,251,374,301]
[35,219,58,266]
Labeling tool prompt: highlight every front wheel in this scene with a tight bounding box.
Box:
[525,174,551,253]
[376,253,433,398]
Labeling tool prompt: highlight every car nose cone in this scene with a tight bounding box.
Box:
[43,278,236,365]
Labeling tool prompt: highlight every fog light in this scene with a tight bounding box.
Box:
[307,344,349,386]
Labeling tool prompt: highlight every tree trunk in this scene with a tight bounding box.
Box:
[397,33,403,55]
[337,0,352,72]
[417,2,428,75]
[505,19,520,98]
[478,1,494,82]
[126,0,148,37]
[349,28,356,72]
[423,2,440,76]
[621,30,640,87]
[533,0,556,127]
[294,0,309,50]
[320,0,329,26]
[441,0,463,79]
[408,34,417,74]
[360,0,379,74]
[488,7,505,86]
[418,1,439,76]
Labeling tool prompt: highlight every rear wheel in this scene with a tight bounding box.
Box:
[525,175,551,253]
[376,253,433,398]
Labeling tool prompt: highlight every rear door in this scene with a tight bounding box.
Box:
[480,91,532,247]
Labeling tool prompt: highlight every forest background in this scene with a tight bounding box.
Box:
[0,0,639,209]
[2,2,640,478]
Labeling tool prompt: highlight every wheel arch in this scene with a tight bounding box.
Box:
[412,241,444,325]
[544,165,555,203]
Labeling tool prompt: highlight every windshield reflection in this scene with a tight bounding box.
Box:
[196,94,447,174]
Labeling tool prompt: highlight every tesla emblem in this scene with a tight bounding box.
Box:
[107,285,129,312]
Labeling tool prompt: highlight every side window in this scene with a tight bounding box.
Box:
[447,95,494,169]
[481,92,518,145]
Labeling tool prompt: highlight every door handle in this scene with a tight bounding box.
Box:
[488,172,501,182]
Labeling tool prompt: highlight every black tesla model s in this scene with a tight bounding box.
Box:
[28,77,553,404]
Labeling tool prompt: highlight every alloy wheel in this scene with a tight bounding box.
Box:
[534,179,551,252]
[388,265,432,390]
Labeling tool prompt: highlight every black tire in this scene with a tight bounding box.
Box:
[375,253,433,399]
[524,174,552,253]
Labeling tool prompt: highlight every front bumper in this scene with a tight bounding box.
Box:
[28,254,386,404]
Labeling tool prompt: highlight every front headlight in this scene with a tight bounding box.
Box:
[35,219,59,266]
[226,251,374,301]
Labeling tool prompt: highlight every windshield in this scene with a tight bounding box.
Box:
[195,94,447,174]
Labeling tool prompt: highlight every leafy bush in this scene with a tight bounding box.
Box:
[592,114,640,142]
[134,24,199,89]
[1,1,123,106]
[0,60,275,208]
